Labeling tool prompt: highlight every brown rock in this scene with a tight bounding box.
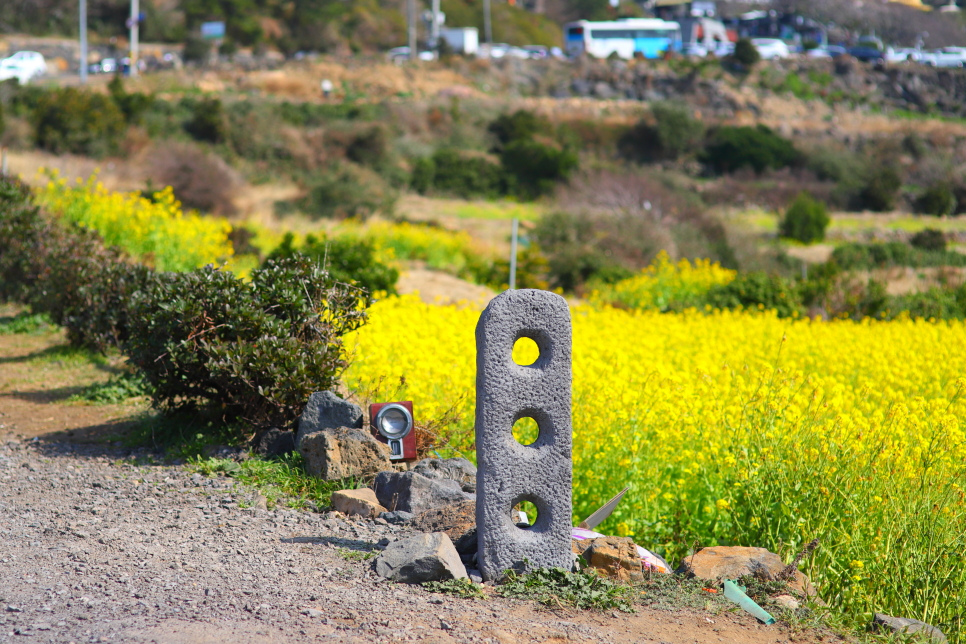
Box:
[678,546,816,596]
[580,536,643,582]
[299,426,391,480]
[413,500,476,554]
[331,488,388,519]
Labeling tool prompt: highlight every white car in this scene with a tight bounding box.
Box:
[751,38,790,60]
[921,49,965,68]
[885,47,923,63]
[387,46,436,62]
[713,41,735,57]
[479,43,512,59]
[0,51,46,84]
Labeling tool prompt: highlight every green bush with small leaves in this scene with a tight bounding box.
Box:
[705,272,801,318]
[700,125,800,175]
[124,257,369,430]
[780,193,830,244]
[910,228,947,252]
[31,88,127,157]
[915,184,956,217]
[265,231,399,299]
[501,139,578,200]
[732,38,761,68]
[857,164,902,212]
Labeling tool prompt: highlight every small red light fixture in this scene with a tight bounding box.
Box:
[369,401,417,462]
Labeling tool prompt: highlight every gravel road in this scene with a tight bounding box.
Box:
[0,435,822,644]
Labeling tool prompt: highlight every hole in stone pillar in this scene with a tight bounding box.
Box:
[512,337,540,366]
[512,416,539,446]
[512,500,539,529]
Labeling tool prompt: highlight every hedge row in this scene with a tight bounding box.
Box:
[0,176,368,432]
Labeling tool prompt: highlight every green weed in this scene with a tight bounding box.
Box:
[337,547,377,562]
[497,567,635,612]
[0,311,53,335]
[69,371,152,404]
[26,343,108,367]
[188,452,359,511]
[424,578,487,599]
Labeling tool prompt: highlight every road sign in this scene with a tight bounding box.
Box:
[201,21,226,39]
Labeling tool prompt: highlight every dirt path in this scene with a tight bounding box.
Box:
[0,437,831,644]
[0,323,835,644]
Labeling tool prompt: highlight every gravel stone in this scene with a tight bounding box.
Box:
[0,434,826,644]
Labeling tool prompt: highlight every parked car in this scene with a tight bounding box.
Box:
[848,45,885,63]
[885,47,923,63]
[921,49,965,68]
[713,41,735,57]
[808,45,846,59]
[680,42,709,57]
[88,57,118,74]
[0,51,46,84]
[751,38,790,60]
[505,46,532,59]
[479,43,512,59]
[522,45,548,59]
[387,46,436,62]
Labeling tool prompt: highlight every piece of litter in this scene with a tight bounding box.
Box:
[702,587,719,594]
[571,527,671,573]
[723,580,776,625]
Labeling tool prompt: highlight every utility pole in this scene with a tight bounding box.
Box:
[79,0,88,84]
[483,0,492,44]
[129,0,139,76]
[431,0,440,49]
[408,0,417,60]
[509,218,518,290]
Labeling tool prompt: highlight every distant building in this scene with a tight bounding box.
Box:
[648,0,729,47]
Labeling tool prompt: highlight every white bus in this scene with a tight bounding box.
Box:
[564,18,682,60]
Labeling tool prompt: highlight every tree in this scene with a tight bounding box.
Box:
[780,193,830,244]
[733,38,761,68]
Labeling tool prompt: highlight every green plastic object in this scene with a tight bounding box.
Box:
[723,580,776,625]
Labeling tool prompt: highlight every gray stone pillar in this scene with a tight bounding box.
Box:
[475,289,573,581]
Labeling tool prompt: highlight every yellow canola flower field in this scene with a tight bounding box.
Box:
[35,175,233,272]
[590,252,736,310]
[346,295,966,635]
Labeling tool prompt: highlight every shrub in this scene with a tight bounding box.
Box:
[619,102,705,163]
[535,170,732,292]
[910,228,946,252]
[501,140,578,200]
[347,126,390,168]
[857,164,902,212]
[146,141,241,216]
[488,110,550,149]
[265,231,399,298]
[915,183,956,217]
[410,156,435,194]
[830,241,966,270]
[890,284,966,320]
[465,244,550,291]
[705,271,801,317]
[779,193,830,244]
[32,88,126,157]
[107,75,152,124]
[0,175,149,351]
[125,257,369,429]
[298,162,397,220]
[185,96,226,143]
[700,125,800,175]
[732,38,761,68]
[430,149,504,199]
